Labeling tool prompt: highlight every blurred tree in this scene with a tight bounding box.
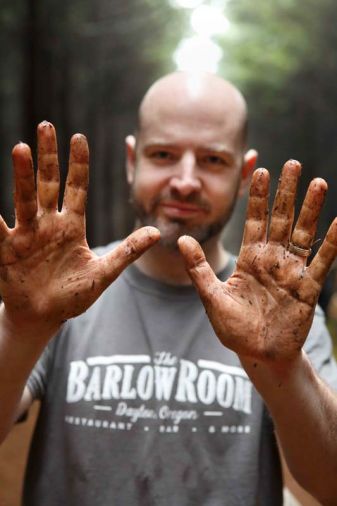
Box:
[0,0,27,226]
[217,0,337,255]
[0,0,184,245]
[2,0,337,252]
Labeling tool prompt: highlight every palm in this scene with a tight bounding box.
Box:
[214,244,317,359]
[0,122,159,330]
[179,160,337,361]
[0,212,93,321]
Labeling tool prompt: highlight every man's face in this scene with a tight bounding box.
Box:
[128,98,247,249]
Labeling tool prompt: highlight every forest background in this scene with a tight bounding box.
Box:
[1,0,337,325]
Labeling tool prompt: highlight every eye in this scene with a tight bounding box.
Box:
[200,154,228,169]
[207,155,225,164]
[152,151,172,159]
[148,150,177,165]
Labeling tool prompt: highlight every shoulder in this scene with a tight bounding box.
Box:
[304,304,337,389]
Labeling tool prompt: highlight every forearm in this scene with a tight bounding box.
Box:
[0,303,60,443]
[241,351,337,504]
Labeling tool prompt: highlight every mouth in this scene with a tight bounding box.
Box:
[158,200,208,219]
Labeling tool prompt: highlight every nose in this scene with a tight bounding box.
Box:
[169,152,201,196]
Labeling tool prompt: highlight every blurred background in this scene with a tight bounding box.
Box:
[0,0,337,503]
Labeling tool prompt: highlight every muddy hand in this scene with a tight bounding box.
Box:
[178,160,337,362]
[0,122,160,332]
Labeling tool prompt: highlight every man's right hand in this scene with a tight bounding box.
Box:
[0,121,160,339]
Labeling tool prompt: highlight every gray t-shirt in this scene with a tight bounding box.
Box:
[24,243,337,505]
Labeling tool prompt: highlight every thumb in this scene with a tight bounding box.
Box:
[178,235,219,299]
[99,226,160,284]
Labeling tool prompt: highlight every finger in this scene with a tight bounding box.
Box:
[37,121,60,212]
[62,134,89,215]
[291,178,327,249]
[307,218,337,284]
[98,226,160,285]
[242,168,269,245]
[268,160,301,246]
[12,143,37,226]
[177,235,219,299]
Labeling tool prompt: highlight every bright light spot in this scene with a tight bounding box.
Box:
[169,0,204,8]
[173,36,223,73]
[191,5,230,37]
[185,73,207,98]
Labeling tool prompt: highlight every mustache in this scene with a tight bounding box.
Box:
[152,191,211,212]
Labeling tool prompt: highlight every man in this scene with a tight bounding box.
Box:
[0,71,337,505]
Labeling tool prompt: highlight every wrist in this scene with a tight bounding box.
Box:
[239,350,311,390]
[0,302,61,345]
[0,302,61,385]
[239,350,320,424]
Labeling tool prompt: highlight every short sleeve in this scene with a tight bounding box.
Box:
[25,244,118,401]
[304,305,337,390]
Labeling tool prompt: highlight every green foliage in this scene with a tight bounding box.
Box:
[212,0,337,253]
[217,0,337,107]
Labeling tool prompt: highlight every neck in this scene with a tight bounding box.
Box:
[135,232,229,285]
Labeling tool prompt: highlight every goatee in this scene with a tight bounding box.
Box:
[130,191,232,250]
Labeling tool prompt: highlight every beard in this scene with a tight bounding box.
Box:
[130,187,238,250]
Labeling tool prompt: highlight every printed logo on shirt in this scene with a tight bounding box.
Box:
[64,352,253,435]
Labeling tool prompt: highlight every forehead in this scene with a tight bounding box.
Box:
[137,74,247,152]
[138,100,244,152]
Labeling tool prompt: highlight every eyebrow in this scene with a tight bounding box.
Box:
[198,146,234,155]
[143,141,234,154]
[196,146,236,164]
[142,140,179,149]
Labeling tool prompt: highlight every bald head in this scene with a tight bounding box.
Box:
[137,72,248,147]
[126,72,256,249]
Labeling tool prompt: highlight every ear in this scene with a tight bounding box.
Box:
[238,149,258,197]
[125,135,136,184]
